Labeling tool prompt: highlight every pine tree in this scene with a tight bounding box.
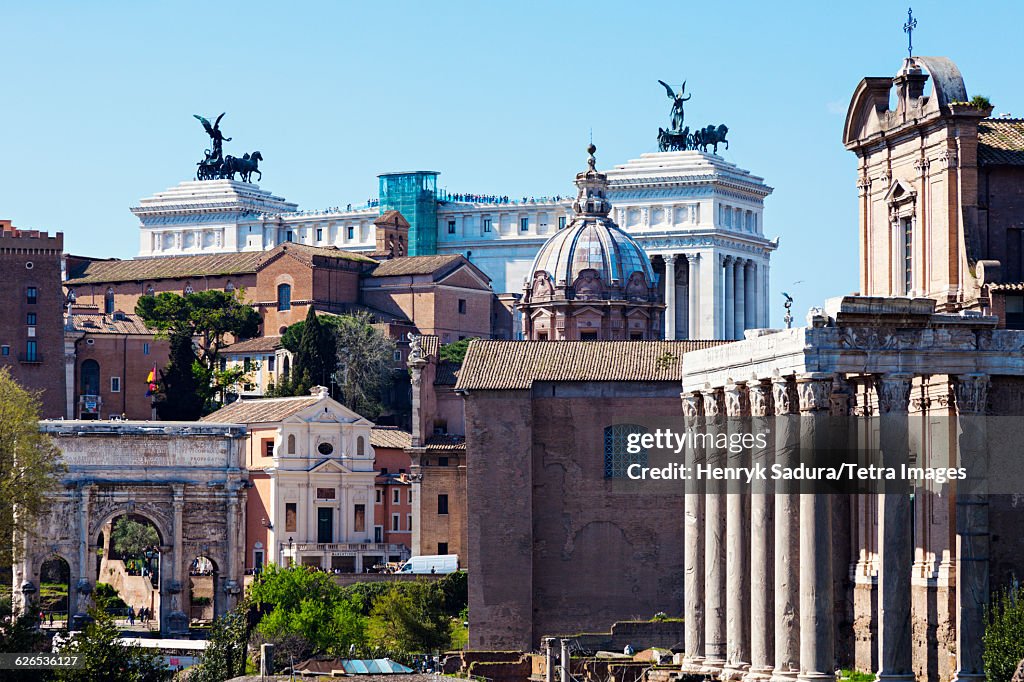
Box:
[154,332,206,420]
[290,308,338,396]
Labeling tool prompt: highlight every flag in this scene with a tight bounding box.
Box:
[145,366,157,397]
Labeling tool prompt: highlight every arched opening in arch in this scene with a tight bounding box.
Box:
[38,556,70,629]
[101,514,163,631]
[188,555,218,625]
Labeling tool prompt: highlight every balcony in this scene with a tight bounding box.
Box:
[288,542,407,554]
[17,352,42,364]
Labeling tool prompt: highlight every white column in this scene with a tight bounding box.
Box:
[734,258,746,339]
[748,380,774,680]
[761,259,771,328]
[666,256,677,340]
[703,388,726,671]
[875,374,914,682]
[772,376,800,682]
[701,251,721,339]
[724,381,751,676]
[724,257,735,341]
[745,261,757,331]
[688,255,700,339]
[682,392,705,669]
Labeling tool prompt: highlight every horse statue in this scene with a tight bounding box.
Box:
[222,151,263,183]
[693,125,729,154]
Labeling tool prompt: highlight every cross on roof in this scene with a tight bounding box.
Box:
[903,7,917,59]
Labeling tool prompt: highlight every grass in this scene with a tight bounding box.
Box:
[838,670,876,682]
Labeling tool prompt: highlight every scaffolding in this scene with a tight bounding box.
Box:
[378,171,439,256]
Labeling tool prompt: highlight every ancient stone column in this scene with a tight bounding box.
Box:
[772,375,800,682]
[666,255,678,340]
[724,380,751,678]
[682,391,706,669]
[745,261,757,331]
[688,255,700,339]
[703,386,727,672]
[796,374,834,682]
[874,373,914,682]
[734,259,746,339]
[724,257,735,341]
[951,374,989,682]
[747,379,774,681]
[167,484,188,635]
[72,484,93,619]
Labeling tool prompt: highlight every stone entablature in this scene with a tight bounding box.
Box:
[13,420,247,636]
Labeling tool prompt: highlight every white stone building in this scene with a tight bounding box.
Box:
[133,150,776,340]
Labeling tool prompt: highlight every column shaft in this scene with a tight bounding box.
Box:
[745,262,757,331]
[734,259,746,339]
[724,259,735,341]
[772,377,800,682]
[688,255,700,338]
[666,256,677,339]
[749,381,774,679]
[683,392,705,668]
[725,382,751,675]
[704,389,726,670]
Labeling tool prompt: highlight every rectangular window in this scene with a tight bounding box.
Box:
[1,346,8,356]
[375,489,382,504]
[393,488,400,504]
[438,456,449,467]
[408,514,413,533]
[110,377,121,393]
[26,313,36,326]
[316,228,323,241]
[286,230,293,242]
[264,440,274,457]
[447,220,456,234]
[393,350,402,361]
[438,494,449,515]
[267,356,275,372]
[438,542,448,555]
[374,526,383,543]
[408,489,413,505]
[285,503,297,532]
[243,357,252,372]
[254,550,264,572]
[520,217,529,231]
[347,226,354,240]
[380,467,389,475]
[903,216,913,295]
[354,504,366,533]
[558,216,567,230]
[26,287,37,305]
[143,343,150,355]
[483,217,492,233]
[1006,295,1024,330]
[316,487,336,500]
[580,331,598,341]
[391,513,400,532]
[458,299,467,314]
[25,341,37,362]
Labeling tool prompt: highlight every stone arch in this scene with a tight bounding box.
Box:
[187,554,219,625]
[36,554,72,626]
[90,506,169,547]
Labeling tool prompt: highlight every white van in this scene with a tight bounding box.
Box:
[398,554,459,574]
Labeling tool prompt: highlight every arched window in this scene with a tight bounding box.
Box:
[603,424,648,479]
[277,283,291,311]
[357,436,365,457]
[225,281,235,293]
[104,288,114,314]
[184,284,194,295]
[80,359,100,396]
[287,434,296,454]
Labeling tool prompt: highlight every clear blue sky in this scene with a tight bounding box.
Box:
[1,0,1020,325]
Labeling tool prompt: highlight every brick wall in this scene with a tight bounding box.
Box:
[0,226,65,417]
[71,333,168,420]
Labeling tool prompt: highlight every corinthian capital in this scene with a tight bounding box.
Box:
[771,375,793,416]
[682,392,703,419]
[875,373,913,414]
[952,373,989,416]
[723,380,748,417]
[797,373,833,413]
[748,379,771,417]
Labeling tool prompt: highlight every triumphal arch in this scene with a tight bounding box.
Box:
[13,421,247,636]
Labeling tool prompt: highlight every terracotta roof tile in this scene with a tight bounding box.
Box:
[370,426,412,449]
[66,243,374,286]
[434,361,460,386]
[979,119,1024,165]
[374,210,410,228]
[369,254,465,277]
[455,340,731,390]
[71,312,155,335]
[425,434,466,451]
[200,395,320,424]
[419,335,440,359]
[222,336,282,354]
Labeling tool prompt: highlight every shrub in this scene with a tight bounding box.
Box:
[983,583,1024,682]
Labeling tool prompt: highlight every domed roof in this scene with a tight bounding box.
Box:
[528,145,656,291]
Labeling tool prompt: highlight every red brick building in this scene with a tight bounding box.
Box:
[455,340,727,650]
[0,221,66,418]
[370,426,414,551]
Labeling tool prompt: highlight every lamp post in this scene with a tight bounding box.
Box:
[287,537,294,566]
[143,548,156,625]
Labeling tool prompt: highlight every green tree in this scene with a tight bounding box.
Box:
[983,582,1024,682]
[248,565,366,661]
[366,581,451,653]
[278,307,339,397]
[439,338,477,364]
[55,608,169,682]
[110,517,159,561]
[0,368,63,567]
[333,312,396,418]
[0,601,48,682]
[136,289,260,415]
[187,608,250,682]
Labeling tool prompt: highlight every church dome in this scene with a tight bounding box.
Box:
[527,145,657,300]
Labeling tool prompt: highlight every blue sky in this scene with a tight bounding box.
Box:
[1,0,1020,325]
